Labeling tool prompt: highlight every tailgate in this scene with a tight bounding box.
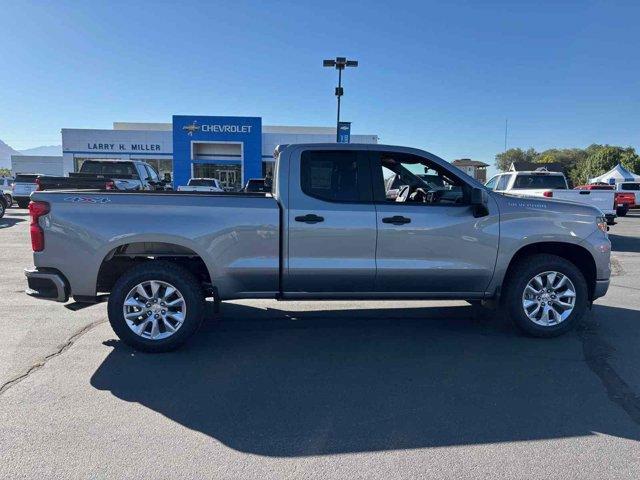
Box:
[14,183,36,196]
[554,190,615,214]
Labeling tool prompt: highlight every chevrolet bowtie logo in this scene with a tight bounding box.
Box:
[182,122,200,136]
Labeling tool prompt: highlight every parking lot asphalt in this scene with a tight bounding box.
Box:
[1,207,640,479]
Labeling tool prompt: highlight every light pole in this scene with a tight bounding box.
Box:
[323,57,358,142]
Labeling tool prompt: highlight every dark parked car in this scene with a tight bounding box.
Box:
[243,178,271,193]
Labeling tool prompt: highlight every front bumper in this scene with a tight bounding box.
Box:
[24,267,69,302]
[593,279,610,300]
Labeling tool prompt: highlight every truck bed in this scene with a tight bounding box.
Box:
[30,190,280,299]
[506,188,615,216]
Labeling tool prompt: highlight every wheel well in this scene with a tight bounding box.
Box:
[504,242,597,300]
[96,242,212,294]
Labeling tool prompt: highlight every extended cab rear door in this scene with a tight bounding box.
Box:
[284,148,377,294]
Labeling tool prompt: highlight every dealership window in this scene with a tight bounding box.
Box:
[262,161,275,181]
[192,163,242,191]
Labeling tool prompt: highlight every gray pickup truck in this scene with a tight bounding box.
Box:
[25,143,611,352]
[36,159,169,193]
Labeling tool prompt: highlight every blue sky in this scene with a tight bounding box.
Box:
[1,0,639,172]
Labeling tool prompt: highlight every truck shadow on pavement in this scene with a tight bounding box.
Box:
[610,231,640,253]
[0,217,25,228]
[90,302,640,456]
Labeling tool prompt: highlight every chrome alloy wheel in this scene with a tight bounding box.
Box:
[122,280,186,340]
[522,271,576,326]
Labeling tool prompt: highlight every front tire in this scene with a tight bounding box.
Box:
[0,198,5,218]
[107,261,206,352]
[503,254,588,337]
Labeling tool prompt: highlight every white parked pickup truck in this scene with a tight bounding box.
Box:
[486,170,616,224]
[177,178,224,193]
[615,182,640,207]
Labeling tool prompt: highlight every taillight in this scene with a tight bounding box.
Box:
[105,180,115,190]
[35,178,42,191]
[543,191,553,198]
[28,201,50,252]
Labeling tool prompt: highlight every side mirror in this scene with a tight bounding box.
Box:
[471,187,489,217]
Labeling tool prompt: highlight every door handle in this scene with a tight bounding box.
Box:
[382,215,411,225]
[295,214,325,224]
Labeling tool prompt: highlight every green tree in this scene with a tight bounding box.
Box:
[495,147,538,171]
[536,148,587,168]
[535,148,588,186]
[572,144,640,185]
[0,168,11,177]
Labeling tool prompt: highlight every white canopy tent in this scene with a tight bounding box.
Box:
[589,164,640,184]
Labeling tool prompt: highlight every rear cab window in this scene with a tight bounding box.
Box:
[620,182,640,191]
[188,179,217,187]
[513,174,567,189]
[82,162,137,176]
[15,174,39,184]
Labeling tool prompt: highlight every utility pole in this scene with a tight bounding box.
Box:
[504,118,508,152]
[323,57,358,142]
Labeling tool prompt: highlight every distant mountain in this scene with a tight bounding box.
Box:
[0,139,20,169]
[19,145,62,156]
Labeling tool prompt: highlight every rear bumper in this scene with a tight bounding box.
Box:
[24,267,69,302]
[593,279,610,300]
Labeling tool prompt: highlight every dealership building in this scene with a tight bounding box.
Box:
[50,115,378,189]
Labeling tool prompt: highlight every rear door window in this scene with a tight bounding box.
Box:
[300,150,371,202]
[495,174,511,191]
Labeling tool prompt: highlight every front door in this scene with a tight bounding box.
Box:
[371,150,500,294]
[285,149,377,294]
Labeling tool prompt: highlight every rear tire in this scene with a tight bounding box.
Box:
[503,254,588,337]
[616,206,628,217]
[17,199,30,209]
[3,194,11,207]
[107,261,206,352]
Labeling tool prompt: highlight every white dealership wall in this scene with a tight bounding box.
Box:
[59,122,378,185]
[11,155,68,176]
[8,122,378,181]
